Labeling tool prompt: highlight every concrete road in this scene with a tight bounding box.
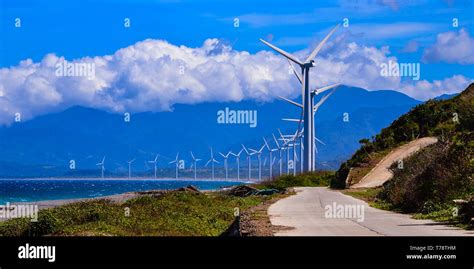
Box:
[268,187,474,236]
[351,137,438,188]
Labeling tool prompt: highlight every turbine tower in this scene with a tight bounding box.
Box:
[219,151,232,180]
[205,147,219,180]
[96,156,105,179]
[127,158,135,179]
[241,144,254,180]
[230,149,244,181]
[249,144,265,181]
[263,137,278,179]
[169,153,180,179]
[260,24,339,172]
[148,154,159,179]
[272,133,284,176]
[190,151,201,180]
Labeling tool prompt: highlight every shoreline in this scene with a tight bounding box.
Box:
[0,185,235,222]
[0,177,256,183]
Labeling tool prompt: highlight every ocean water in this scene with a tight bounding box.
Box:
[0,179,246,204]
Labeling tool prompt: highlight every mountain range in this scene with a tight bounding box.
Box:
[0,85,425,177]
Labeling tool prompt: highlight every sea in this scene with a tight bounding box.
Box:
[0,178,247,204]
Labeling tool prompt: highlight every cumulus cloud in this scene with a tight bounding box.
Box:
[0,35,471,124]
[422,28,474,65]
[400,75,473,101]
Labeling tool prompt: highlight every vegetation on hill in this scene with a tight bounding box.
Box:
[332,83,474,226]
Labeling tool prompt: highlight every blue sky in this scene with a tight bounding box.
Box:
[0,0,473,124]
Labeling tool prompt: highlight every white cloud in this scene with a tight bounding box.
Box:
[422,28,474,65]
[0,35,471,124]
[400,75,473,100]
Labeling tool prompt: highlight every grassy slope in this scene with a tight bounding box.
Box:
[335,83,474,227]
[0,192,268,236]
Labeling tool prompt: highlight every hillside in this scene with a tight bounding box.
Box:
[332,83,473,223]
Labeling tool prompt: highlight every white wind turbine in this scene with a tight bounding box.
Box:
[249,144,266,181]
[127,158,135,179]
[148,154,159,179]
[263,137,278,179]
[272,133,284,176]
[260,24,339,172]
[241,144,255,181]
[230,149,244,181]
[205,147,219,180]
[96,156,105,179]
[278,129,292,175]
[169,152,180,179]
[219,151,232,180]
[190,151,201,180]
[279,130,300,176]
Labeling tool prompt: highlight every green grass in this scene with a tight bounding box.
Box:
[0,192,269,236]
[342,188,396,211]
[255,171,334,191]
[343,188,472,230]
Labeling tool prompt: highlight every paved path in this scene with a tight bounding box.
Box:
[351,137,438,188]
[268,187,474,236]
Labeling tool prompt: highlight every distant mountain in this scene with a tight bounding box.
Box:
[434,93,458,101]
[0,85,421,177]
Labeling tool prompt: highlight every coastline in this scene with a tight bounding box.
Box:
[0,177,255,182]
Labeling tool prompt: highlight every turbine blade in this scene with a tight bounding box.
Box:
[315,137,326,145]
[287,58,302,84]
[278,96,303,108]
[259,38,303,66]
[263,137,270,149]
[241,144,249,154]
[278,128,285,139]
[314,83,340,95]
[314,89,336,113]
[304,24,340,64]
[190,151,195,160]
[272,133,280,147]
[282,118,303,122]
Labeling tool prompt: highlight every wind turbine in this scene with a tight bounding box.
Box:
[205,148,219,180]
[230,149,244,181]
[96,156,105,179]
[272,133,284,176]
[190,151,201,180]
[260,24,340,172]
[249,144,265,181]
[278,129,292,175]
[241,144,254,180]
[219,151,232,180]
[148,154,159,179]
[263,137,278,179]
[169,152,180,179]
[126,158,135,179]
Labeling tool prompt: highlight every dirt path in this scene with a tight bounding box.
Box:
[350,137,438,188]
[268,187,473,236]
